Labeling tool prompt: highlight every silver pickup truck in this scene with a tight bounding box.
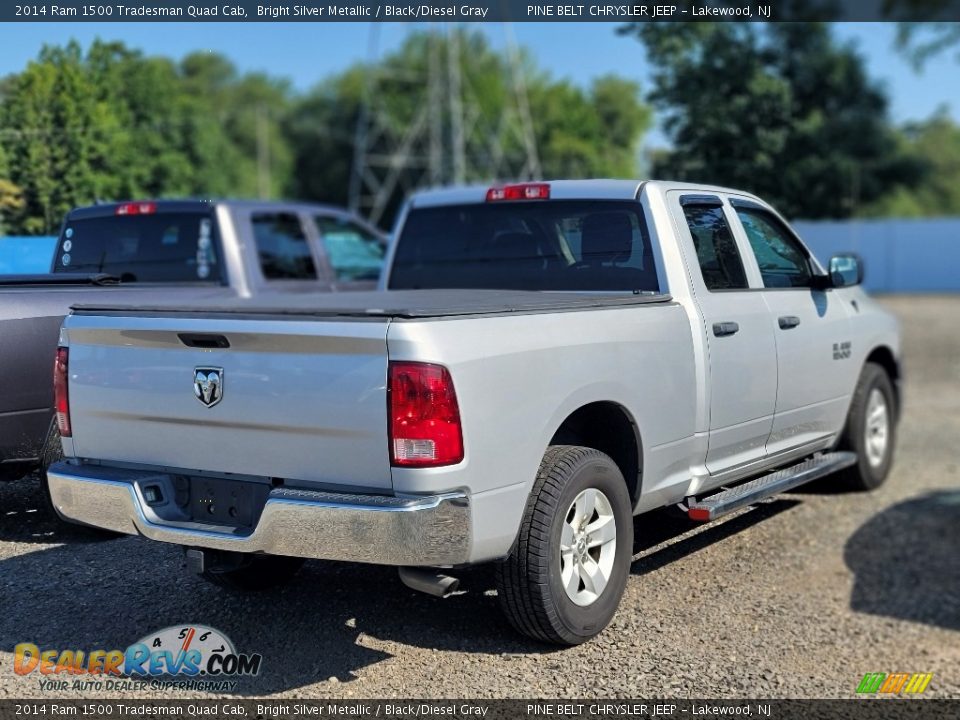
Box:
[0,200,385,484]
[47,180,900,644]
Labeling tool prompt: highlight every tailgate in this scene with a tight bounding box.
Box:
[63,313,392,491]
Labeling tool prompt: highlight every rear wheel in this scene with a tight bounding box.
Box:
[495,445,633,645]
[40,420,122,537]
[837,362,897,491]
[39,418,63,516]
[200,555,305,592]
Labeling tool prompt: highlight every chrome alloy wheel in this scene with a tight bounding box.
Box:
[559,488,618,606]
[864,388,890,469]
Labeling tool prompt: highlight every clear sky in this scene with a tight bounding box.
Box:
[0,21,956,148]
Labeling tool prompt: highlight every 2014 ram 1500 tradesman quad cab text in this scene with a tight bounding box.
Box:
[47,180,900,644]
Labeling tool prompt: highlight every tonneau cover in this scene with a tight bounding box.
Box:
[70,289,672,320]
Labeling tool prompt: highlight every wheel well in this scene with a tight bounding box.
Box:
[549,402,642,504]
[866,346,901,416]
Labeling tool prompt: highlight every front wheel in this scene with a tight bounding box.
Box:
[837,362,897,491]
[495,445,633,645]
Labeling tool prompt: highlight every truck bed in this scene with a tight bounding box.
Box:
[71,289,673,320]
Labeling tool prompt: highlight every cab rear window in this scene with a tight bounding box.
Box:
[53,212,220,283]
[389,200,659,292]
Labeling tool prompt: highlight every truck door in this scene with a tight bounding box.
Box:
[727,198,855,455]
[669,193,778,475]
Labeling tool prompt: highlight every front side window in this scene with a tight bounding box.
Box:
[734,207,812,288]
[315,217,385,282]
[389,200,659,293]
[681,203,748,291]
[252,213,317,280]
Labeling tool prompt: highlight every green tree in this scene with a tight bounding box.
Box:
[286,30,651,225]
[1,41,121,233]
[0,136,24,234]
[864,111,960,217]
[180,52,293,198]
[283,68,361,212]
[623,22,920,219]
[0,41,293,234]
[531,75,651,180]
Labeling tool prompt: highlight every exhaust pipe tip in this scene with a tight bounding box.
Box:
[399,567,460,598]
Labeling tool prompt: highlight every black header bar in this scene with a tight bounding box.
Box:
[3,0,960,22]
[0,700,958,720]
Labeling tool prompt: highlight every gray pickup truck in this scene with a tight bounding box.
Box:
[0,200,385,482]
[47,180,900,644]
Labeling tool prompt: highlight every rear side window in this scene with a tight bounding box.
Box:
[252,213,317,280]
[389,200,659,292]
[315,216,384,282]
[681,204,748,291]
[734,207,812,288]
[53,213,220,283]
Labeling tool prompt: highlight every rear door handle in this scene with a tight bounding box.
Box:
[778,315,801,330]
[712,321,740,337]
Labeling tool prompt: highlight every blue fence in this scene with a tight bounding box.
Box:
[1,218,958,292]
[795,218,960,293]
[0,236,57,275]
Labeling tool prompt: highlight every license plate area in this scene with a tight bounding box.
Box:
[186,476,271,529]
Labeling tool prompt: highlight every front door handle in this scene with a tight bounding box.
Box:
[778,315,801,330]
[713,321,740,337]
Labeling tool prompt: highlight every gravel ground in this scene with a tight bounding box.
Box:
[0,295,957,700]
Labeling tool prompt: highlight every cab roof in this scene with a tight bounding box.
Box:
[408,179,763,208]
[65,199,352,221]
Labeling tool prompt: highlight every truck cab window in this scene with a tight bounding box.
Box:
[734,207,812,288]
[389,200,658,293]
[51,212,220,283]
[682,204,748,290]
[252,213,317,280]
[315,217,385,282]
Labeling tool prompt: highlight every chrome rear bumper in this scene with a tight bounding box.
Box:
[47,462,471,566]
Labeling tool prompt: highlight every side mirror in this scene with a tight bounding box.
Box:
[829,253,863,288]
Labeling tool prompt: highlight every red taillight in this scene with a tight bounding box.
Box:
[486,183,550,202]
[115,202,156,216]
[54,347,71,438]
[388,362,463,467]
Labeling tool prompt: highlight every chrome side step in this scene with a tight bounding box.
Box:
[687,451,858,522]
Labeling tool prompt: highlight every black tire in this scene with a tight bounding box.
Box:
[39,420,123,538]
[200,555,305,592]
[495,445,633,645]
[837,362,897,491]
[0,465,28,482]
[39,418,63,516]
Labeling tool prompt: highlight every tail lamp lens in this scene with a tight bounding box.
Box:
[388,362,463,467]
[54,347,71,438]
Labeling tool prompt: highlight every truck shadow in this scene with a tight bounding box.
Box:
[844,489,960,631]
[0,498,799,695]
[0,537,533,695]
[0,474,118,544]
[631,498,800,575]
